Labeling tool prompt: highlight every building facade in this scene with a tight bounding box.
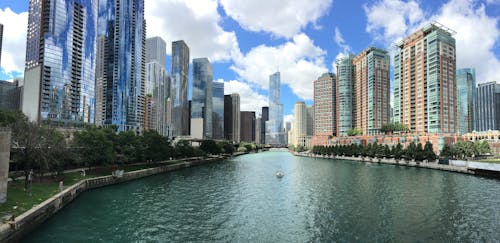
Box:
[192,58,213,139]
[336,55,355,136]
[240,111,255,142]
[261,106,269,144]
[0,80,21,110]
[224,93,240,142]
[212,81,224,139]
[292,102,307,147]
[96,0,146,132]
[306,105,314,136]
[394,23,457,134]
[266,72,284,145]
[313,72,336,145]
[353,47,390,135]
[171,40,190,136]
[456,68,476,134]
[476,81,500,131]
[23,0,98,125]
[0,23,3,67]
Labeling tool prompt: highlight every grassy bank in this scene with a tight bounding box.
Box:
[477,158,500,164]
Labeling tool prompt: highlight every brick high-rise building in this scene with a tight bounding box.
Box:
[394,23,457,134]
[313,73,336,145]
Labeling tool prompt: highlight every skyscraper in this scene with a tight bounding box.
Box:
[96,0,146,132]
[306,105,314,136]
[394,23,456,134]
[192,58,213,139]
[456,68,476,134]
[0,80,21,111]
[261,106,269,144]
[212,81,224,139]
[224,93,240,142]
[145,37,169,136]
[336,56,355,136]
[353,47,390,135]
[0,23,3,67]
[266,72,284,145]
[292,102,307,147]
[313,73,336,145]
[171,40,190,136]
[476,81,500,131]
[23,0,98,125]
[240,111,255,142]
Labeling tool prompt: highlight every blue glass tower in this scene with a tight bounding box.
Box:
[212,81,224,139]
[265,72,284,145]
[192,58,213,139]
[23,0,98,125]
[96,0,146,132]
[456,68,476,134]
[171,40,190,137]
[336,54,355,136]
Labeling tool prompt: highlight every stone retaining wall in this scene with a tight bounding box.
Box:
[0,157,224,242]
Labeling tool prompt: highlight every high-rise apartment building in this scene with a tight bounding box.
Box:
[306,105,314,136]
[96,0,146,132]
[145,37,169,136]
[266,72,284,145]
[240,111,255,142]
[456,68,476,134]
[353,47,390,135]
[224,93,240,142]
[261,106,269,144]
[313,72,336,145]
[336,56,355,136]
[292,102,307,147]
[394,23,456,134]
[0,23,3,67]
[212,81,224,139]
[192,58,213,139]
[23,0,98,125]
[476,81,500,131]
[171,40,190,136]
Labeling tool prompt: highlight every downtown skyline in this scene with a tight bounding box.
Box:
[0,0,500,123]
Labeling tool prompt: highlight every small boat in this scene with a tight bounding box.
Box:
[276,170,284,178]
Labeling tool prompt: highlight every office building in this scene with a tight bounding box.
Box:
[336,55,355,136]
[212,81,224,139]
[313,73,336,145]
[0,80,21,110]
[476,81,500,131]
[171,40,190,136]
[95,0,146,132]
[456,68,476,134]
[266,72,284,145]
[240,111,256,142]
[255,117,261,144]
[192,58,213,139]
[306,105,314,136]
[292,102,307,147]
[23,0,98,125]
[261,106,269,144]
[224,93,240,142]
[394,23,456,134]
[353,47,390,135]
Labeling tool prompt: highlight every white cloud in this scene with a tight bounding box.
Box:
[231,33,328,100]
[364,0,425,45]
[219,0,333,38]
[332,27,352,74]
[0,8,28,77]
[146,0,240,62]
[223,79,268,115]
[486,0,500,4]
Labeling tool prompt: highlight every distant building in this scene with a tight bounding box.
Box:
[255,117,261,144]
[456,68,476,134]
[336,55,355,136]
[266,72,285,145]
[0,23,3,67]
[212,81,224,139]
[0,80,21,110]
[306,105,314,136]
[240,111,255,142]
[476,81,500,131]
[192,58,213,139]
[394,23,457,134]
[313,72,336,145]
[224,93,240,142]
[261,106,269,144]
[292,102,307,147]
[171,40,190,136]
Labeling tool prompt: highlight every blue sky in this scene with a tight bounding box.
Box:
[1,0,500,123]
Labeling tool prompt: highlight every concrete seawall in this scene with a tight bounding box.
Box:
[0,156,226,242]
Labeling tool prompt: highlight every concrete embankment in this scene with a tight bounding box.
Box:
[295,153,500,178]
[0,156,229,243]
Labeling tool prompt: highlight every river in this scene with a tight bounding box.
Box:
[24,152,500,242]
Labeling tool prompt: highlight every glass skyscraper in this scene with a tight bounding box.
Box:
[212,81,224,139]
[266,72,284,145]
[23,0,98,125]
[336,55,355,136]
[96,0,146,132]
[192,58,213,139]
[456,68,476,134]
[171,40,190,137]
[476,81,500,131]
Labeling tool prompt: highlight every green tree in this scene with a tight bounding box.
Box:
[347,128,363,136]
[393,143,403,160]
[73,127,115,168]
[142,130,173,161]
[200,140,222,155]
[415,143,424,161]
[405,142,417,160]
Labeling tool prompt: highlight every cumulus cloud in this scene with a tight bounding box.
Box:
[332,27,352,73]
[146,0,240,62]
[364,0,500,84]
[219,0,333,38]
[223,79,268,115]
[0,8,28,77]
[231,33,328,100]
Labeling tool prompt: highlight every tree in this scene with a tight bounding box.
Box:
[423,141,437,161]
[142,130,173,161]
[393,143,403,160]
[347,128,363,136]
[73,127,115,168]
[415,143,424,161]
[405,142,417,160]
[218,141,235,154]
[200,140,221,155]
[474,140,491,156]
[440,144,454,158]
